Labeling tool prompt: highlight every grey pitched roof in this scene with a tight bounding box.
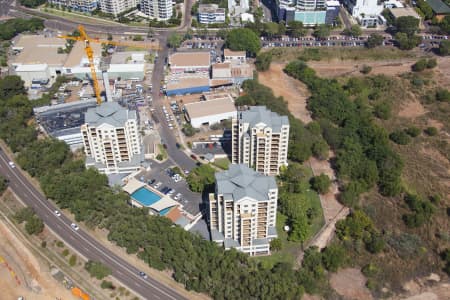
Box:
[85,102,136,127]
[426,0,450,14]
[215,164,277,202]
[239,106,289,132]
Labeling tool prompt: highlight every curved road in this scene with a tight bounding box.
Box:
[0,148,187,300]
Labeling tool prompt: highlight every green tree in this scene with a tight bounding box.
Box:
[225,28,261,56]
[435,89,450,102]
[366,33,384,48]
[426,58,437,69]
[395,16,420,36]
[389,129,411,145]
[289,214,309,242]
[167,33,183,48]
[263,22,280,38]
[287,21,307,37]
[416,0,433,20]
[186,164,216,193]
[412,58,427,72]
[310,174,331,194]
[439,40,450,55]
[270,238,282,251]
[69,254,77,266]
[25,216,44,235]
[343,24,362,37]
[311,139,329,160]
[0,76,26,99]
[395,32,421,50]
[19,0,46,8]
[0,175,7,195]
[85,260,112,280]
[182,123,198,137]
[404,126,420,137]
[424,126,438,136]
[312,24,331,39]
[322,244,346,272]
[255,52,272,71]
[101,280,115,289]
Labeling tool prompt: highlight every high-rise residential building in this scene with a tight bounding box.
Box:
[232,106,289,176]
[81,102,142,174]
[140,0,173,20]
[296,0,325,10]
[98,0,137,16]
[48,0,98,12]
[209,164,278,256]
[277,0,340,26]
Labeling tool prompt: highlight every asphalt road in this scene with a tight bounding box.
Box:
[151,40,197,172]
[0,148,187,300]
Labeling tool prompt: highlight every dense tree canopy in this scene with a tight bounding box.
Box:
[283,60,404,203]
[186,164,216,193]
[0,18,44,41]
[19,0,46,8]
[225,28,261,57]
[366,33,384,48]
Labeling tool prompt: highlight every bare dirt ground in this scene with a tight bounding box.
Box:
[398,98,427,119]
[258,63,312,123]
[0,218,76,300]
[434,57,450,88]
[330,268,373,300]
[306,58,418,78]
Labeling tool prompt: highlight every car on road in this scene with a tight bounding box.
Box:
[70,223,79,231]
[139,271,148,279]
[54,210,61,217]
[8,161,15,168]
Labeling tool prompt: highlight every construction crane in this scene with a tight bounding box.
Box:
[58,25,160,105]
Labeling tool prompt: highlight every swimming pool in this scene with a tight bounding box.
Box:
[131,187,161,207]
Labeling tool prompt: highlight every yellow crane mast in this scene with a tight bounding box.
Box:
[58,25,160,105]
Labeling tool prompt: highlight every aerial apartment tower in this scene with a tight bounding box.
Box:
[209,164,278,256]
[81,102,141,174]
[140,0,173,20]
[232,106,290,176]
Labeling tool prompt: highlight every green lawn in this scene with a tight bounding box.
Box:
[252,164,325,269]
[157,144,168,160]
[213,157,230,170]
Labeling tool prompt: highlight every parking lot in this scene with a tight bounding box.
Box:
[135,160,204,216]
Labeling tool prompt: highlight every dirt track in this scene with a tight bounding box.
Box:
[0,217,76,300]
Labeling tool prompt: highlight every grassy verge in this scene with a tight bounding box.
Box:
[252,213,300,269]
[40,8,120,25]
[212,157,230,170]
[157,144,168,160]
[266,47,419,63]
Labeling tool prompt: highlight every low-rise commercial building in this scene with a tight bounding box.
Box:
[209,164,278,256]
[232,106,290,176]
[426,0,450,20]
[184,93,236,128]
[168,52,211,74]
[11,35,68,87]
[165,77,210,96]
[198,4,226,24]
[81,102,142,174]
[223,49,246,63]
[342,0,383,27]
[389,7,421,21]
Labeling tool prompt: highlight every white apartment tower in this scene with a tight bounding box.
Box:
[98,0,137,15]
[232,106,290,176]
[81,102,141,174]
[209,164,278,256]
[296,0,326,10]
[140,0,173,20]
[48,0,98,12]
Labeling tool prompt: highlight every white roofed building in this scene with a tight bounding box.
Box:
[209,164,278,256]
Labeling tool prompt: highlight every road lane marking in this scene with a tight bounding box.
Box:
[0,152,183,300]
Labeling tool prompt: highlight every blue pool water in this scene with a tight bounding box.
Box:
[159,206,174,216]
[131,187,161,207]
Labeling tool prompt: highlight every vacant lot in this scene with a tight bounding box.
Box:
[258,63,312,123]
[0,217,76,300]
